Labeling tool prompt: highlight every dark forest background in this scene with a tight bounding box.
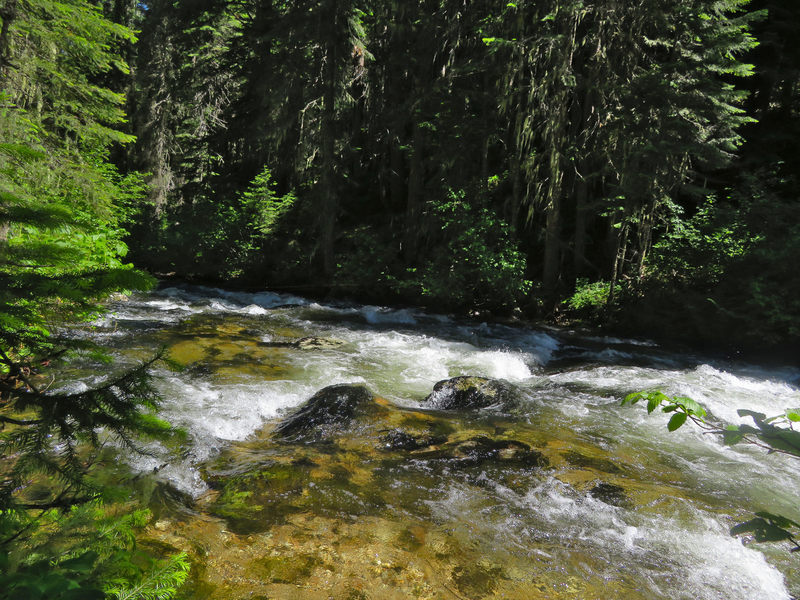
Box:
[123,0,800,352]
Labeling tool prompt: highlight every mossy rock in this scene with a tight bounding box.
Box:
[273,384,376,442]
[209,461,311,533]
[424,376,524,412]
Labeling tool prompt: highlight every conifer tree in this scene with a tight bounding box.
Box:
[0,0,170,537]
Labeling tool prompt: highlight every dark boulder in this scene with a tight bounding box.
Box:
[424,376,522,412]
[273,384,374,441]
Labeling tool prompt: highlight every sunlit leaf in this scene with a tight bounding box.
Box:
[667,412,688,431]
[785,410,800,422]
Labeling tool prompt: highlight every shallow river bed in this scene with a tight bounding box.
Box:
[70,284,800,599]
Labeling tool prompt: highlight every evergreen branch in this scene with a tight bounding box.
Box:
[106,553,190,600]
[0,415,42,426]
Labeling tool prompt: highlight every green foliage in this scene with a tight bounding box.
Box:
[1,3,187,598]
[122,0,771,329]
[105,552,190,600]
[0,503,189,600]
[178,165,297,279]
[637,171,800,347]
[722,409,800,457]
[623,391,708,426]
[390,190,531,313]
[623,391,800,551]
[651,197,754,287]
[565,279,619,314]
[0,0,155,356]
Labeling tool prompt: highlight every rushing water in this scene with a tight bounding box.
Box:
[68,283,800,599]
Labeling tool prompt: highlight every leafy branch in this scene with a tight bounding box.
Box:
[622,390,800,551]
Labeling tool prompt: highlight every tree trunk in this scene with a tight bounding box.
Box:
[0,0,18,85]
[542,148,562,303]
[0,222,9,256]
[389,131,405,210]
[320,13,338,280]
[636,201,655,281]
[573,174,589,277]
[607,221,628,307]
[403,117,423,262]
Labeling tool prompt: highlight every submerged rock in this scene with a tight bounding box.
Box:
[273,383,374,441]
[424,376,523,411]
[415,436,548,469]
[258,336,346,350]
[295,336,345,350]
[589,482,629,507]
[561,450,622,474]
[378,429,447,451]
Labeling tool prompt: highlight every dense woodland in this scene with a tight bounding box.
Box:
[0,0,799,596]
[4,0,799,349]
[115,0,799,352]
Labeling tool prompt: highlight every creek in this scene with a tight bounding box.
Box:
[67,283,800,599]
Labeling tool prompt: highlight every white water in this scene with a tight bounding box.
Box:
[87,284,800,599]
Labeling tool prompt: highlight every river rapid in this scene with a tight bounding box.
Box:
[68,283,800,599]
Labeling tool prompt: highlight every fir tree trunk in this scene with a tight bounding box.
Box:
[390,131,404,210]
[403,117,423,262]
[573,174,589,277]
[542,176,562,303]
[0,0,18,83]
[319,3,338,279]
[608,221,629,307]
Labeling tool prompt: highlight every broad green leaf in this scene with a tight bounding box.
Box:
[758,430,800,458]
[623,392,644,406]
[785,410,800,422]
[667,412,688,431]
[674,397,707,418]
[722,426,745,446]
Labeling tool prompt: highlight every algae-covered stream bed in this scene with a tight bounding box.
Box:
[68,284,800,598]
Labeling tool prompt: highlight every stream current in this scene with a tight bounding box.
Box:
[68,283,800,599]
